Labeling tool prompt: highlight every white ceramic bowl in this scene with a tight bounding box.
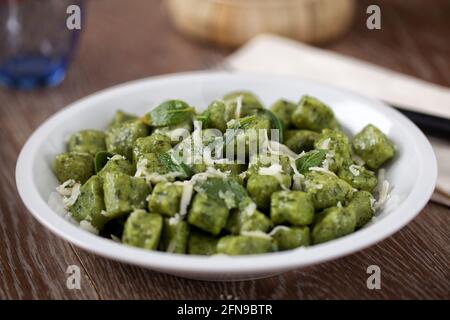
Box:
[16,71,437,281]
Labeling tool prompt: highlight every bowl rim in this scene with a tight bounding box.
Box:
[15,71,437,275]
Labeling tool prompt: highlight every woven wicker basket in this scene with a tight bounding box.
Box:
[166,0,355,47]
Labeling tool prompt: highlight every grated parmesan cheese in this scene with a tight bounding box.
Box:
[374,181,390,211]
[289,159,301,176]
[357,141,366,150]
[258,163,289,190]
[268,225,291,236]
[349,164,361,176]
[373,169,391,211]
[352,154,365,166]
[109,154,126,161]
[295,151,306,160]
[259,130,298,160]
[190,167,229,188]
[56,179,76,196]
[56,179,81,209]
[264,139,299,160]
[135,158,184,184]
[290,157,304,191]
[218,190,236,209]
[168,214,182,225]
[179,181,194,218]
[308,166,337,176]
[224,99,237,122]
[111,234,121,242]
[240,230,272,240]
[151,172,184,184]
[190,120,204,164]
[79,220,99,235]
[134,158,149,177]
[318,138,331,150]
[241,201,257,217]
[292,174,303,191]
[321,151,335,171]
[258,163,283,176]
[234,95,243,119]
[63,188,80,207]
[238,171,248,180]
[369,195,376,211]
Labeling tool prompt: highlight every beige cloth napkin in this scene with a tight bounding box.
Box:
[224,34,450,206]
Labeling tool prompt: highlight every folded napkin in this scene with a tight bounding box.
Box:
[224,34,450,206]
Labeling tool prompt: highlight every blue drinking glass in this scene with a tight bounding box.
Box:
[0,0,84,90]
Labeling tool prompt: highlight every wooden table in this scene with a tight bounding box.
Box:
[1,0,448,299]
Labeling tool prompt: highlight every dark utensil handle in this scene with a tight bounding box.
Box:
[392,106,450,139]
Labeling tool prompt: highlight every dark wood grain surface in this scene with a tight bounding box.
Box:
[0,0,449,299]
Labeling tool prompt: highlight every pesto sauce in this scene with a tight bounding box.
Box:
[53,93,396,255]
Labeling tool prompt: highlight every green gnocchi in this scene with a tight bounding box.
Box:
[53,92,396,255]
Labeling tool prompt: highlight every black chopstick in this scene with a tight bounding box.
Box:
[392,105,450,139]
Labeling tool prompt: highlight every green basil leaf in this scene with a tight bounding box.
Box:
[94,151,113,173]
[157,152,193,179]
[296,149,327,174]
[143,100,195,127]
[260,109,284,143]
[197,177,248,208]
